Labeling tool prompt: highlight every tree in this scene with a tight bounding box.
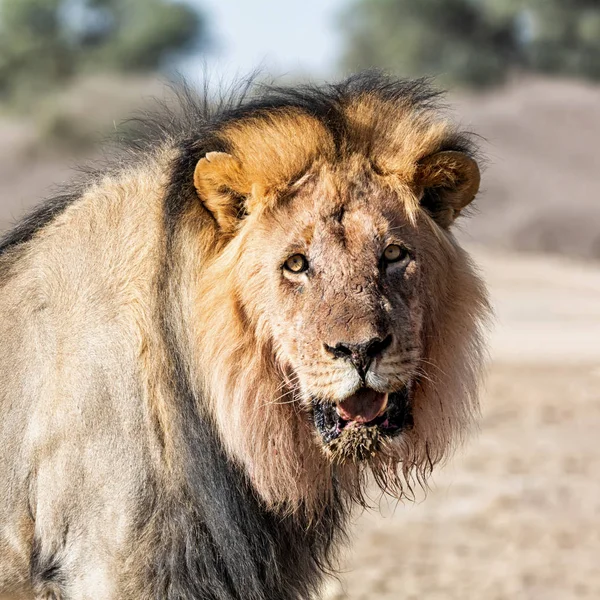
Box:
[521,0,600,80]
[338,0,600,88]
[0,0,73,96]
[0,0,207,100]
[338,0,520,87]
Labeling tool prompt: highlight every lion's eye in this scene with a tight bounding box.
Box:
[382,244,409,265]
[284,254,309,273]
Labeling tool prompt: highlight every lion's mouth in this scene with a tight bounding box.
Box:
[311,386,414,451]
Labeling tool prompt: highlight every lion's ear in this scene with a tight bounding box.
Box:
[194,152,250,232]
[416,151,480,228]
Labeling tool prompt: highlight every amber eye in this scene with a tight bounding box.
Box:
[284,254,309,273]
[382,244,409,264]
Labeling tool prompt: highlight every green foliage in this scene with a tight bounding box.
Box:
[0,0,72,97]
[338,0,600,88]
[0,0,207,102]
[522,0,600,80]
[71,0,205,72]
[339,0,519,87]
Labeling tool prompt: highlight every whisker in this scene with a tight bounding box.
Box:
[416,357,447,378]
[262,383,301,407]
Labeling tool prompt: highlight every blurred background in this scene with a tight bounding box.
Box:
[0,1,598,598]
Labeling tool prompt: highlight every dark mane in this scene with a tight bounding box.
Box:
[0,71,470,256]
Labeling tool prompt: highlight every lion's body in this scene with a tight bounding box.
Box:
[0,162,160,595]
[0,74,489,599]
[0,153,343,599]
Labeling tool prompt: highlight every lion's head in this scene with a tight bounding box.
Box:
[184,76,489,513]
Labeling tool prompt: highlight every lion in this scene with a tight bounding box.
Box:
[0,73,489,599]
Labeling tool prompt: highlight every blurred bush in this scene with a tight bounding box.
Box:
[522,0,600,80]
[0,0,208,106]
[339,0,600,87]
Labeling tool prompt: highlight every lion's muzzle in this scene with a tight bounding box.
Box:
[312,386,414,461]
[323,334,393,380]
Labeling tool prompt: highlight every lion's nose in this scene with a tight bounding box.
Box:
[324,335,392,379]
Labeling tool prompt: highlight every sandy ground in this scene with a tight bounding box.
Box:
[323,248,600,600]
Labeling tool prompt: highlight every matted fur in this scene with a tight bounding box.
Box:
[0,73,489,599]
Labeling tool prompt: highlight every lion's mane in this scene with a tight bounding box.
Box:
[166,75,489,513]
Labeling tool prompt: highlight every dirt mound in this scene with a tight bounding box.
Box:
[0,74,165,233]
[453,77,600,261]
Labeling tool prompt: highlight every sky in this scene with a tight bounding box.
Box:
[181,0,348,84]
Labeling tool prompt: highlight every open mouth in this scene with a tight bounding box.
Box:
[312,386,414,447]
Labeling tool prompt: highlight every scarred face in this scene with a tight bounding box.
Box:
[242,165,425,461]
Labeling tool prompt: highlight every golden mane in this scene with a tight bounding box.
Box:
[179,218,488,514]
[165,79,490,513]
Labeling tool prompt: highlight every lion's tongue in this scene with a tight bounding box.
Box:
[336,389,388,424]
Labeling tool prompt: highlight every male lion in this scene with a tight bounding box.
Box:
[0,73,489,599]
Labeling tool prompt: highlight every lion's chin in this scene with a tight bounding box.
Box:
[311,387,414,463]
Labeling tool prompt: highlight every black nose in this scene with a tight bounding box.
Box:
[324,335,392,379]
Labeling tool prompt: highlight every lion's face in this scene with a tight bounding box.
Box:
[239,165,425,461]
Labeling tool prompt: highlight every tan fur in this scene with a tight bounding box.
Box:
[0,149,178,595]
[0,82,490,596]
